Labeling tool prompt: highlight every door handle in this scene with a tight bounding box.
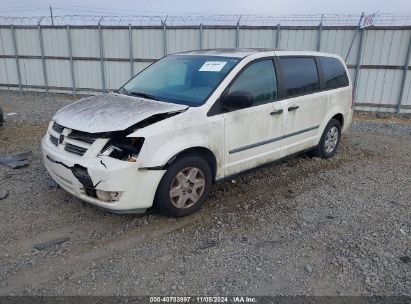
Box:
[270,109,283,115]
[288,105,299,111]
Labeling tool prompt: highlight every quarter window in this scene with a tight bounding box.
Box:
[227,59,277,107]
[319,56,349,89]
[279,57,320,97]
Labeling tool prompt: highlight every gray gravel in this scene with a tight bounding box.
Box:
[0,91,410,296]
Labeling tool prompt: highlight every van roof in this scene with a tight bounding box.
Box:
[176,48,339,59]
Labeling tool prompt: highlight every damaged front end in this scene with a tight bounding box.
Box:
[42,106,184,213]
[98,111,181,163]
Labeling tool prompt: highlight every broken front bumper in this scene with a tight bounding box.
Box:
[41,135,166,213]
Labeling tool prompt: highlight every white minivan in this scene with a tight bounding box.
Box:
[42,49,353,217]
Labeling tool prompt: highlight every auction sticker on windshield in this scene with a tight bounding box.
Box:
[199,61,227,72]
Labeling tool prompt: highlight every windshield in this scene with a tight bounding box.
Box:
[122,55,240,106]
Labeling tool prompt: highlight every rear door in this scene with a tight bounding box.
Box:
[223,58,287,176]
[276,56,325,156]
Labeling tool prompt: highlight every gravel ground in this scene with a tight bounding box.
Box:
[0,91,410,296]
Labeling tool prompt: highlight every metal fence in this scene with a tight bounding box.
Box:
[0,14,411,113]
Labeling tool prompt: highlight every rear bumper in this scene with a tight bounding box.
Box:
[41,135,166,213]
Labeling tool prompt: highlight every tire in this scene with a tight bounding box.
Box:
[313,118,341,159]
[154,155,212,217]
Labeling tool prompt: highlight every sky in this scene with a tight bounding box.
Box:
[1,0,410,17]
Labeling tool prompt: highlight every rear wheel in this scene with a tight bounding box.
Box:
[314,118,341,159]
[154,155,212,217]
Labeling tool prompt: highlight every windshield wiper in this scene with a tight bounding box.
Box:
[126,91,160,101]
[119,87,129,95]
[119,87,159,101]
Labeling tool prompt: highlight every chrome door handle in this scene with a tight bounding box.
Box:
[288,105,299,111]
[270,109,283,115]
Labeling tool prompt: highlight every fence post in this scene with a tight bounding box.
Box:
[199,23,203,49]
[236,16,242,48]
[316,15,324,51]
[98,18,106,92]
[397,34,411,114]
[276,24,280,48]
[353,27,365,103]
[10,24,22,92]
[345,13,364,62]
[162,18,167,56]
[38,19,48,94]
[66,25,76,96]
[128,24,134,77]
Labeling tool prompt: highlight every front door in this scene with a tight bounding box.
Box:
[223,59,286,177]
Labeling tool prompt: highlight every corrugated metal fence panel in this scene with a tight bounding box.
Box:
[0,28,14,55]
[15,28,41,56]
[203,29,236,49]
[70,28,100,57]
[279,29,317,51]
[356,69,403,105]
[320,29,357,64]
[402,71,411,106]
[240,28,275,48]
[0,27,18,86]
[102,29,129,58]
[46,59,72,87]
[362,29,410,66]
[105,61,130,90]
[42,28,69,57]
[73,60,101,89]
[132,29,163,59]
[19,58,44,86]
[0,26,410,112]
[0,58,18,85]
[167,28,200,54]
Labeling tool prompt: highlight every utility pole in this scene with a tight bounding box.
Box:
[49,5,54,26]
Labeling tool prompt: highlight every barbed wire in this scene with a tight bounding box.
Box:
[0,13,411,26]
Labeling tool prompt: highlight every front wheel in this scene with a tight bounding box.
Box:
[314,118,341,159]
[154,155,212,217]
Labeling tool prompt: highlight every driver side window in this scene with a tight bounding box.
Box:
[227,59,277,107]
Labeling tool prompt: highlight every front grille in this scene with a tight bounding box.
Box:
[49,135,58,146]
[52,122,64,133]
[67,130,98,144]
[49,121,97,157]
[64,143,88,156]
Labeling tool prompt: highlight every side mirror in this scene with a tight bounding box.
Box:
[222,91,253,111]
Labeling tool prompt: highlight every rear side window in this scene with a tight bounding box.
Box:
[279,57,320,97]
[319,56,349,89]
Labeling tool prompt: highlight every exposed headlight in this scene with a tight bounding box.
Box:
[100,137,144,162]
[101,145,122,156]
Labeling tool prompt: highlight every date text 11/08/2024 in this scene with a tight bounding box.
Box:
[149,296,257,303]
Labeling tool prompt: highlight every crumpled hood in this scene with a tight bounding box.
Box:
[53,92,188,133]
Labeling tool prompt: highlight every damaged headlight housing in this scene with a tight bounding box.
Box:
[100,137,144,162]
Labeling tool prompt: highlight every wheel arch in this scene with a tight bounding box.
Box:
[164,146,218,184]
[331,113,344,128]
